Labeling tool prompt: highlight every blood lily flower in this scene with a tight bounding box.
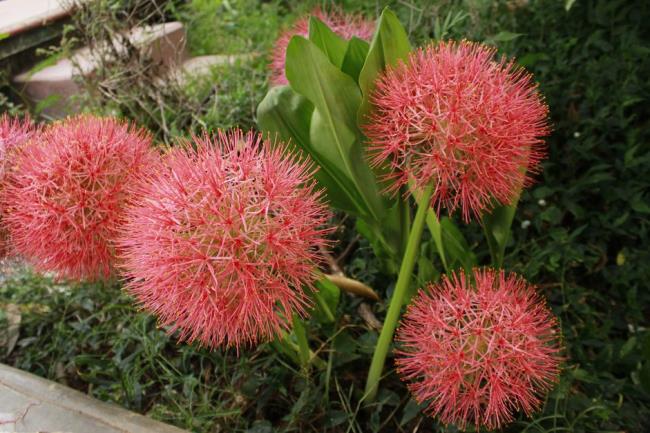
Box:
[0,114,35,257]
[270,7,375,85]
[363,41,549,221]
[396,268,562,430]
[117,130,331,349]
[3,115,156,280]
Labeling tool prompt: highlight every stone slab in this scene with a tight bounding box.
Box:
[0,363,188,433]
[0,0,83,36]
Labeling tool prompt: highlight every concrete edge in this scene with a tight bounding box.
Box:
[0,363,188,433]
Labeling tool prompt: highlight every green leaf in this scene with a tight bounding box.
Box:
[355,218,399,274]
[642,332,650,360]
[620,336,637,359]
[257,86,312,150]
[425,210,447,269]
[256,86,357,212]
[262,36,405,268]
[34,94,61,115]
[412,177,474,274]
[630,192,650,214]
[425,210,476,274]
[341,37,370,82]
[292,315,310,367]
[482,203,517,268]
[357,7,411,125]
[640,361,650,393]
[28,53,62,77]
[286,36,386,222]
[313,278,340,324]
[440,217,476,272]
[400,399,423,427]
[308,17,349,68]
[324,410,349,428]
[571,367,595,383]
[416,240,439,292]
[0,33,9,41]
[490,31,523,42]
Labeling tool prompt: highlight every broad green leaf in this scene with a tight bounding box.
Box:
[257,86,312,151]
[482,203,518,268]
[286,36,386,222]
[260,36,405,267]
[256,86,357,212]
[353,8,412,262]
[357,7,411,125]
[308,17,349,68]
[341,37,370,82]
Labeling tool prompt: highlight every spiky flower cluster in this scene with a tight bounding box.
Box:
[364,41,549,221]
[117,130,331,349]
[270,7,375,85]
[396,268,562,430]
[0,114,35,257]
[3,115,156,280]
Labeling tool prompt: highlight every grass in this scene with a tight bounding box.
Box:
[1,0,650,432]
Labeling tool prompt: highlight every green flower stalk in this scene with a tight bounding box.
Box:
[364,184,434,401]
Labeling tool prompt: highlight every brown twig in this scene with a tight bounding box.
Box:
[336,234,360,264]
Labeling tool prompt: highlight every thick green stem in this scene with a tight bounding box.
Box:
[399,185,412,257]
[364,184,434,402]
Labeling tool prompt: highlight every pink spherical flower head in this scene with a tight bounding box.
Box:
[3,115,157,281]
[364,41,549,222]
[0,113,34,175]
[0,114,36,257]
[396,268,562,430]
[270,7,375,85]
[118,130,331,350]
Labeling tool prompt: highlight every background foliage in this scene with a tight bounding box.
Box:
[1,0,649,432]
